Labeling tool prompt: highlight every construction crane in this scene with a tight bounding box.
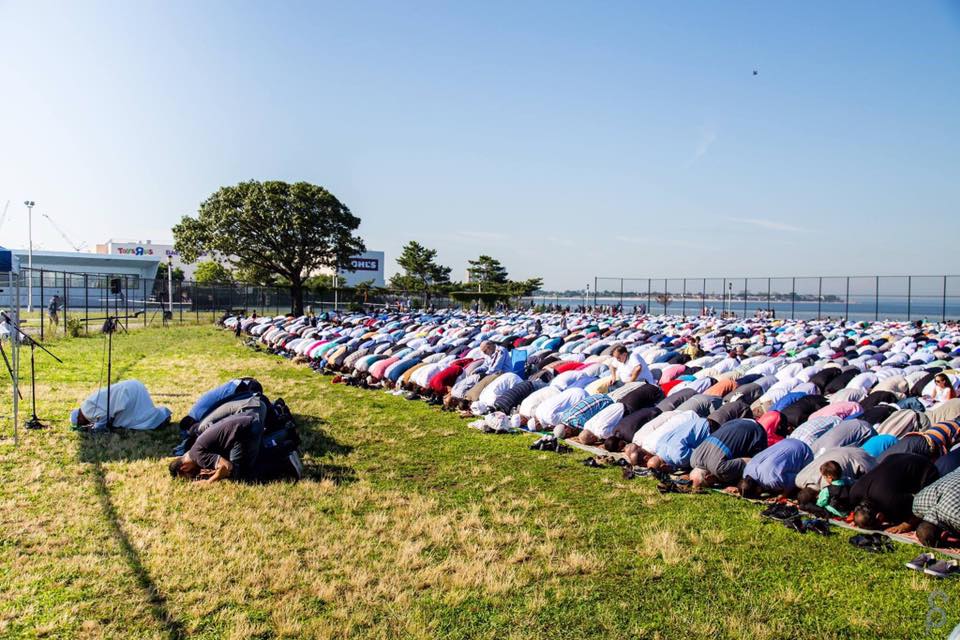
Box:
[42,212,88,252]
[0,200,9,232]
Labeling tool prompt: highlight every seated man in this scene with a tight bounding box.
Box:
[479,340,512,375]
[913,470,960,547]
[738,438,813,498]
[71,379,172,431]
[608,345,655,386]
[846,453,940,530]
[689,418,767,489]
[169,412,264,484]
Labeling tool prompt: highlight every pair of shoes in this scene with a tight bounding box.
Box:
[849,533,895,554]
[906,552,937,572]
[801,518,833,536]
[656,480,690,495]
[530,436,555,450]
[760,504,801,522]
[581,457,603,468]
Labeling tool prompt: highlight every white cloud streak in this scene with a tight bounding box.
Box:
[727,217,806,233]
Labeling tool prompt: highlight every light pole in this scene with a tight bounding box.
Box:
[166,255,174,319]
[24,201,35,312]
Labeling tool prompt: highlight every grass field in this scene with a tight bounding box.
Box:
[0,324,957,639]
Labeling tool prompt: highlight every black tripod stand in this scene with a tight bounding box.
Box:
[101,315,125,430]
[1,312,61,429]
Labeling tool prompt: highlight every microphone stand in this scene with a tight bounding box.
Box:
[0,339,21,399]
[1,312,62,429]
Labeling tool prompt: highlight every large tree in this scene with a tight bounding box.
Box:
[193,260,234,284]
[466,255,509,291]
[174,180,364,315]
[390,241,451,303]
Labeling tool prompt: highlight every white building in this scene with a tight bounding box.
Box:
[95,239,205,278]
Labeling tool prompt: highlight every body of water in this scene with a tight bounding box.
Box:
[523,295,959,322]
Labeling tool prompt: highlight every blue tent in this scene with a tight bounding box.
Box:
[0,246,11,273]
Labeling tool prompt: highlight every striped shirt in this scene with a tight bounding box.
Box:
[915,420,960,457]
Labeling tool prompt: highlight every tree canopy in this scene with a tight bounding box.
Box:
[193,260,234,284]
[173,180,364,314]
[467,255,509,289]
[390,241,451,302]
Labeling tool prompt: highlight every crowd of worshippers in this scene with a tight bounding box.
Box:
[225,310,960,547]
[69,377,304,484]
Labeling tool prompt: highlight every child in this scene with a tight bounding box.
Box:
[816,460,852,517]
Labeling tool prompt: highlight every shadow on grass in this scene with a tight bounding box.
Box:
[89,458,187,640]
[76,425,181,464]
[77,413,357,486]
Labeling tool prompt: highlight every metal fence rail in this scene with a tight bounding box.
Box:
[587,275,960,322]
[0,268,457,340]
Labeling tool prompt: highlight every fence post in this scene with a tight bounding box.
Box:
[701,278,706,315]
[194,283,199,324]
[619,278,624,310]
[143,279,147,327]
[275,287,280,316]
[943,276,948,323]
[179,282,183,324]
[844,277,850,321]
[790,277,795,320]
[39,269,44,341]
[721,277,726,316]
[84,274,89,335]
[593,276,598,307]
[62,272,68,336]
[817,277,822,320]
[767,278,771,314]
[875,276,879,321]
[743,278,747,317]
[647,279,651,314]
[682,279,687,317]
[907,275,912,321]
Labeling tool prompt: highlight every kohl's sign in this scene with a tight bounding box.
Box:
[347,257,379,272]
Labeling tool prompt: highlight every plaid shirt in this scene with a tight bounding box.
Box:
[788,416,841,447]
[560,394,614,429]
[913,470,960,532]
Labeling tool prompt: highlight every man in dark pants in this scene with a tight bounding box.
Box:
[169,412,264,484]
[846,453,940,530]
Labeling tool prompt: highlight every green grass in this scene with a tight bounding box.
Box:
[0,324,957,639]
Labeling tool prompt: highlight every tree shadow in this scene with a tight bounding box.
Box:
[88,457,187,639]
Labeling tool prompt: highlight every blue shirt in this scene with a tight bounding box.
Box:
[862,433,898,458]
[743,438,813,490]
[655,416,711,468]
[771,391,808,413]
[188,380,243,421]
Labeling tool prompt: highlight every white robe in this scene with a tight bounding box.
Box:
[78,380,171,430]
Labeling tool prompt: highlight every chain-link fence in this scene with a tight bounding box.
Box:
[1,268,462,339]
[585,275,960,322]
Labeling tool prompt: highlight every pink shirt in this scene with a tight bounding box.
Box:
[809,401,863,421]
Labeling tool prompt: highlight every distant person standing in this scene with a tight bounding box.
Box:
[47,295,61,329]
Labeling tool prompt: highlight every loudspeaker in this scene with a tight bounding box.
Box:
[110,278,121,295]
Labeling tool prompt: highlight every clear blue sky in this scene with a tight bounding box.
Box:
[1,1,958,289]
